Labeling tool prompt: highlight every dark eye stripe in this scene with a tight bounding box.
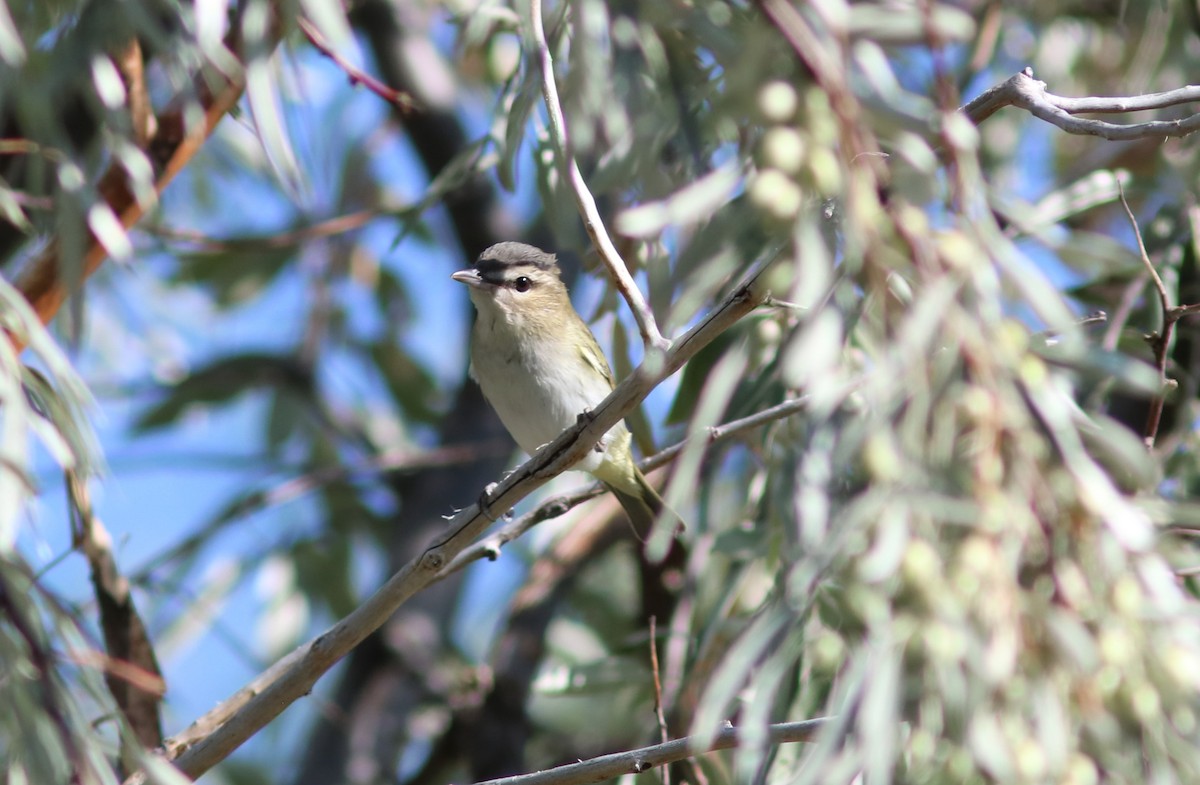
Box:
[475,258,507,277]
[474,258,543,288]
[475,258,508,285]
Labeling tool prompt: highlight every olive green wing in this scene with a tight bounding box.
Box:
[577,327,616,388]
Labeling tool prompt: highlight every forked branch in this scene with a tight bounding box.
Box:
[962,68,1200,141]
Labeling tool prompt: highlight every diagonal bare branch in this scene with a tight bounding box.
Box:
[470,718,828,785]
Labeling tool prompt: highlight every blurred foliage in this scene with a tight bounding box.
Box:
[3,0,1200,784]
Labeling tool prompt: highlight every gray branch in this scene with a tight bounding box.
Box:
[471,719,829,785]
[962,68,1200,140]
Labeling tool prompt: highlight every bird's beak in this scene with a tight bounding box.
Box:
[451,268,485,288]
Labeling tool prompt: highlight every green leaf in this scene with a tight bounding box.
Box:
[135,354,314,432]
[532,656,648,696]
[848,3,975,43]
[616,163,741,239]
[299,0,353,48]
[368,339,440,423]
[245,55,306,200]
[0,1,26,65]
[172,245,295,307]
[495,63,540,192]
[292,533,358,617]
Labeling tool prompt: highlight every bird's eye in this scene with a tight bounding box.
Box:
[513,276,532,292]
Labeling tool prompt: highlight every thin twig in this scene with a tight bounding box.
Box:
[469,719,828,785]
[527,0,669,353]
[966,2,1002,74]
[1168,302,1200,320]
[1052,85,1200,114]
[648,617,671,785]
[298,17,416,111]
[1119,184,1170,311]
[962,68,1200,141]
[920,0,962,115]
[652,619,672,739]
[1116,184,1172,448]
[0,138,69,163]
[1032,310,1108,346]
[762,295,807,311]
[146,210,381,252]
[1101,274,1150,352]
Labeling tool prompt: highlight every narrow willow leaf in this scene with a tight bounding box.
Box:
[848,3,975,43]
[0,1,25,65]
[616,164,741,238]
[245,57,306,201]
[87,202,132,261]
[300,0,353,47]
[496,65,540,192]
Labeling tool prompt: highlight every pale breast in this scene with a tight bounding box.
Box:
[470,334,621,473]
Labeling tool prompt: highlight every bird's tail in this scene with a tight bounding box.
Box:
[603,468,685,539]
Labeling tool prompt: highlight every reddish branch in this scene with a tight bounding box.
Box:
[148,209,380,252]
[298,17,416,111]
[13,73,245,348]
[69,473,166,763]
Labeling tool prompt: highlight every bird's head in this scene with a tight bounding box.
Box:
[451,242,571,329]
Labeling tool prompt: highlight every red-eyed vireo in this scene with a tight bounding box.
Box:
[452,242,675,533]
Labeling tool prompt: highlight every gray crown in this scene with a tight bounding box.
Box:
[476,242,559,276]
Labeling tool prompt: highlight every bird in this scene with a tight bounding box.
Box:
[451,241,676,534]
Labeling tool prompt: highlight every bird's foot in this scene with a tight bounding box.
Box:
[575,409,607,454]
[478,482,512,522]
[478,482,499,521]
